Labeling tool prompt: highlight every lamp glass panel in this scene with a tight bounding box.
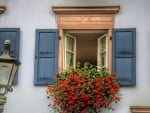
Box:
[0,63,13,85]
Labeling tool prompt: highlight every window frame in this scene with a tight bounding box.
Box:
[64,33,76,69]
[97,33,109,69]
[63,31,110,70]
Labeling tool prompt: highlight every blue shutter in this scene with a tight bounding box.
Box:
[112,28,136,86]
[0,28,20,84]
[34,29,58,85]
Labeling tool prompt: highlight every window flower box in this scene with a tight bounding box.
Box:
[47,63,121,113]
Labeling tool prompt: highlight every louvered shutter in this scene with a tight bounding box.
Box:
[0,28,20,84]
[112,28,136,86]
[34,29,58,85]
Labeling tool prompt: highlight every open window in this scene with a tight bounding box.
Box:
[52,6,120,72]
[34,7,136,86]
[64,30,109,69]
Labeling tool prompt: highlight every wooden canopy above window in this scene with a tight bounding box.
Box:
[52,6,120,36]
[52,6,120,14]
[0,6,6,14]
[130,106,150,113]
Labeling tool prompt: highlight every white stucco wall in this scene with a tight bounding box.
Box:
[0,0,150,113]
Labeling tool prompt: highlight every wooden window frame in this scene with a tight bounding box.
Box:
[52,6,120,71]
[64,33,76,69]
[130,106,150,113]
[97,33,108,69]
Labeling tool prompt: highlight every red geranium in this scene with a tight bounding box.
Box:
[47,63,121,113]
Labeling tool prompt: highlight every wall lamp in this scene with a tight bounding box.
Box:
[0,40,20,113]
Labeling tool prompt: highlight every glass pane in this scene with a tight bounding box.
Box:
[0,63,12,85]
[66,37,74,52]
[66,52,73,67]
[100,53,106,67]
[101,37,106,51]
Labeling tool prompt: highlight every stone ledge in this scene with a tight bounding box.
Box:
[0,6,6,14]
[130,106,150,113]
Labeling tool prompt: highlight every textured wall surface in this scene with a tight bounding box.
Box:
[0,0,150,113]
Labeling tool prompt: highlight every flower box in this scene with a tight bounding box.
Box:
[47,63,121,113]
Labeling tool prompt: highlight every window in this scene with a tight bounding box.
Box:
[52,6,120,72]
[34,6,136,86]
[33,28,136,86]
[63,30,109,69]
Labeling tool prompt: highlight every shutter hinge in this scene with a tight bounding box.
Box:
[110,36,112,40]
[59,35,61,40]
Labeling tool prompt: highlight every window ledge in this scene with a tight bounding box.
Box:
[130,106,150,113]
[52,6,120,14]
[0,6,6,14]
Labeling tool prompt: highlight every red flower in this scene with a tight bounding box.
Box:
[115,83,121,89]
[95,81,101,87]
[81,110,86,113]
[60,111,66,113]
[81,93,89,100]
[109,87,115,94]
[72,94,78,100]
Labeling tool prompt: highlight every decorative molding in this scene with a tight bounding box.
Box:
[57,14,114,29]
[52,6,120,31]
[52,6,120,14]
[0,6,6,14]
[130,106,150,113]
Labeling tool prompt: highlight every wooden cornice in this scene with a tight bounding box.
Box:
[130,106,150,113]
[0,6,6,14]
[52,6,120,14]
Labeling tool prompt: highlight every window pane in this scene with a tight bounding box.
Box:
[66,37,74,52]
[66,52,73,67]
[100,52,106,67]
[101,37,106,51]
